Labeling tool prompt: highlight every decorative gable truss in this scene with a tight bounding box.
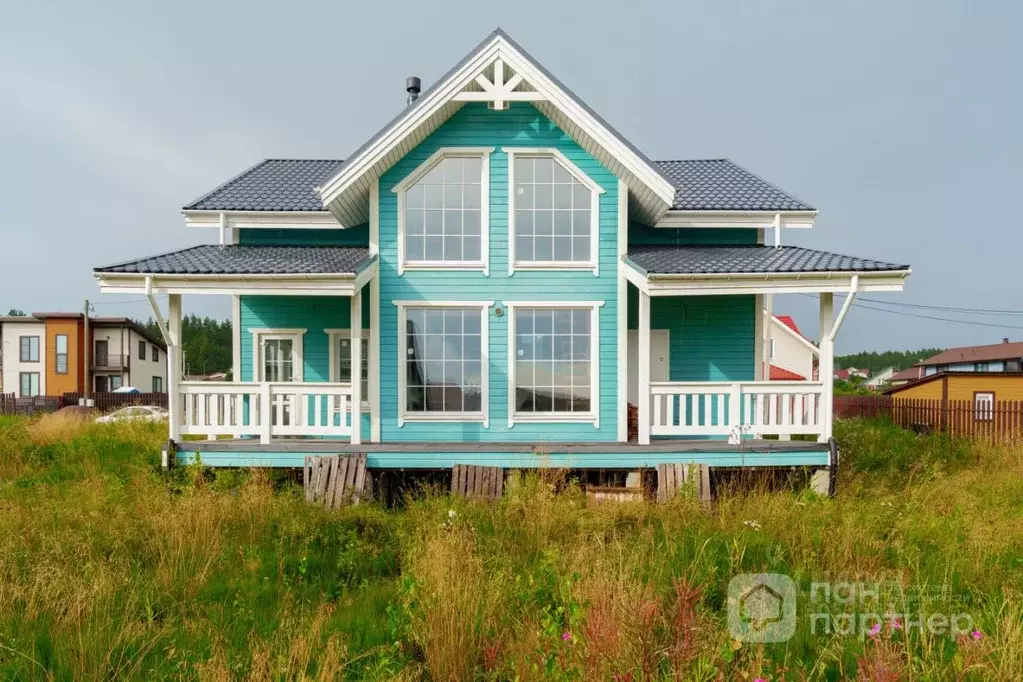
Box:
[318,29,677,229]
[453,57,541,110]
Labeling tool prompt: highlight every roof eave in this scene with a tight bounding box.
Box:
[655,209,818,229]
[182,209,338,229]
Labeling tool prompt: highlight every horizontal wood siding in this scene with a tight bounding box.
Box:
[238,226,368,246]
[378,102,619,442]
[628,223,759,246]
[240,295,370,434]
[627,290,755,382]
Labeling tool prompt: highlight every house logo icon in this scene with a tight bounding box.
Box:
[728,573,797,642]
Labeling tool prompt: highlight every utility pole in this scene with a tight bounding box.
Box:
[83,298,91,401]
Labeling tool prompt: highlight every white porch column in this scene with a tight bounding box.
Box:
[819,292,834,442]
[351,288,363,445]
[167,294,182,442]
[763,293,773,381]
[638,289,651,445]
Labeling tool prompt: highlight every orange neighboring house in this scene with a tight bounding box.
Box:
[0,313,167,397]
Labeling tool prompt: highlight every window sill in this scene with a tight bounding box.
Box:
[401,262,488,275]
[509,413,598,427]
[399,412,489,428]
[511,262,597,275]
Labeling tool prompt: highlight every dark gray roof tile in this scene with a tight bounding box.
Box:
[655,159,814,211]
[627,245,908,275]
[183,159,345,211]
[95,245,370,275]
[183,157,812,214]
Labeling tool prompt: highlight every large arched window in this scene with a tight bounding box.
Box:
[393,148,492,274]
[505,148,604,275]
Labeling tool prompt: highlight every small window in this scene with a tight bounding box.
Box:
[138,340,146,360]
[974,392,994,421]
[109,375,123,390]
[19,372,40,397]
[19,336,39,362]
[975,362,989,372]
[328,330,370,406]
[769,338,776,360]
[1007,360,1021,372]
[152,346,159,363]
[152,376,163,392]
[55,334,68,374]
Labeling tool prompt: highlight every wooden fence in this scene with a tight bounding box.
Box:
[834,395,1023,442]
[0,392,168,416]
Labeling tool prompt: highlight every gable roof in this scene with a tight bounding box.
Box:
[916,341,1023,367]
[769,365,806,381]
[627,245,909,275]
[184,159,345,212]
[181,157,812,215]
[775,315,802,336]
[316,28,678,227]
[890,366,924,382]
[95,245,371,275]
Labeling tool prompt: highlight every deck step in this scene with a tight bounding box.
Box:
[304,454,369,508]
[656,462,711,506]
[451,464,504,501]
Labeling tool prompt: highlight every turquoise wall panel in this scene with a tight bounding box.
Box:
[628,223,758,246]
[240,295,371,434]
[238,226,368,246]
[377,102,620,442]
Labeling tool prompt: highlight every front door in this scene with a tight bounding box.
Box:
[95,375,109,392]
[260,337,296,425]
[627,330,669,405]
[95,340,109,367]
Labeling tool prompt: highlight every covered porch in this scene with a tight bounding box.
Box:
[95,244,379,445]
[620,244,910,445]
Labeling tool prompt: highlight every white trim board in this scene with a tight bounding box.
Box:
[654,210,817,229]
[504,147,602,276]
[317,30,675,228]
[183,210,339,229]
[325,328,372,409]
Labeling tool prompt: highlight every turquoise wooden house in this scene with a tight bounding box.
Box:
[94,30,910,483]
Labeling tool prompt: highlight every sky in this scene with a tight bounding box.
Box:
[1,0,1019,354]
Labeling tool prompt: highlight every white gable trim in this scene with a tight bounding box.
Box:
[317,31,675,228]
[770,315,819,355]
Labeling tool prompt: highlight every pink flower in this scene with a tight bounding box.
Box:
[971,630,983,641]
[888,618,903,631]
[562,631,571,641]
[754,678,767,682]
[868,623,881,637]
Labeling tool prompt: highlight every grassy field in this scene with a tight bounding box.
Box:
[0,415,1021,680]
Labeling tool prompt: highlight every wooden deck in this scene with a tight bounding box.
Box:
[172,438,833,470]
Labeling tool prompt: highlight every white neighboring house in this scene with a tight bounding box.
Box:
[864,366,897,390]
[0,316,47,397]
[768,314,818,381]
[90,318,168,393]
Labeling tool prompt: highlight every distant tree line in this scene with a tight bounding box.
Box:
[834,348,943,374]
[136,315,233,377]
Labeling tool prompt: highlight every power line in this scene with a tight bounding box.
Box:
[855,296,1023,316]
[848,301,1023,331]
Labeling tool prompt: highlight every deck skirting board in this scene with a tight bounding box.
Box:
[174,440,829,469]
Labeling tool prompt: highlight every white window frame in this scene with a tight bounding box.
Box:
[249,328,306,382]
[974,392,994,421]
[504,147,605,276]
[393,300,493,427]
[19,372,40,397]
[392,147,493,275]
[326,328,371,409]
[19,335,40,363]
[504,300,604,428]
[55,334,68,374]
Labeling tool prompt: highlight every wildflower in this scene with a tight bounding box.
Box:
[448,509,456,519]
[562,631,571,641]
[743,520,762,531]
[971,630,983,641]
[868,623,881,637]
[754,678,766,682]
[888,618,903,631]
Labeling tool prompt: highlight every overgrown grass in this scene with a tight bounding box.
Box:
[0,414,1021,679]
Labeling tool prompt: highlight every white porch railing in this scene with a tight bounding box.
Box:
[179,381,355,443]
[649,380,825,440]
